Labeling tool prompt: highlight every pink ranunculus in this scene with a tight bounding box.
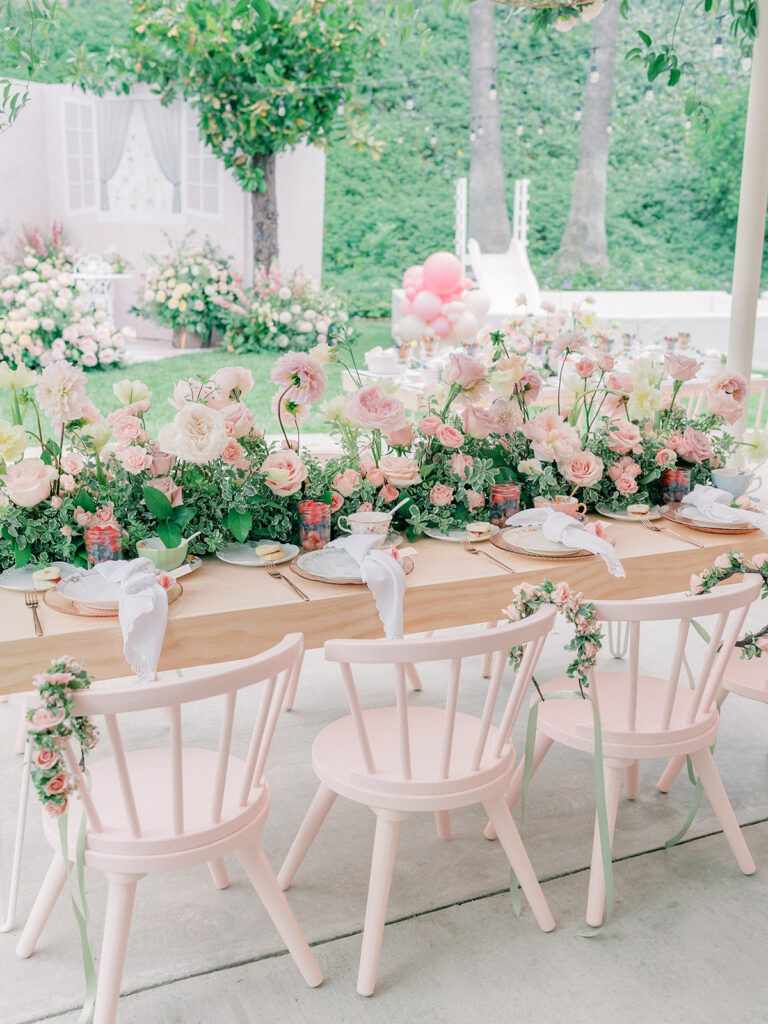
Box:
[223,402,255,439]
[332,468,361,497]
[379,454,421,488]
[466,489,485,511]
[34,360,89,426]
[1,458,57,507]
[59,452,85,476]
[443,351,487,388]
[436,423,464,448]
[677,426,714,464]
[616,474,639,495]
[521,409,581,463]
[418,414,442,437]
[519,368,543,403]
[707,368,748,424]
[379,483,400,503]
[344,384,407,432]
[387,422,415,447]
[107,410,142,444]
[575,355,597,379]
[655,447,677,467]
[115,445,153,475]
[461,404,497,440]
[558,450,604,489]
[430,483,455,507]
[596,353,615,373]
[148,446,175,477]
[665,353,703,382]
[366,466,386,488]
[260,450,307,496]
[271,352,326,404]
[209,366,255,408]
[450,452,474,479]
[606,421,644,456]
[330,491,344,513]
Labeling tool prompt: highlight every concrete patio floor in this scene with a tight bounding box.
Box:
[1,611,767,1024]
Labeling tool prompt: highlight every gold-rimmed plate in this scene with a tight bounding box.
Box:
[290,549,414,585]
[492,525,594,559]
[661,502,758,534]
[44,582,183,617]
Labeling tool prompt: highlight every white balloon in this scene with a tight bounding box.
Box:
[464,290,491,318]
[395,314,429,343]
[453,311,479,341]
[444,300,465,324]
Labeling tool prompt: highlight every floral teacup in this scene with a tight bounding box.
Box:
[337,511,392,536]
[533,495,587,519]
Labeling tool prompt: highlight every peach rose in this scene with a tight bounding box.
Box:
[596,353,615,373]
[50,495,62,509]
[430,483,455,507]
[45,773,68,796]
[115,445,152,475]
[461,404,497,440]
[606,421,644,456]
[210,365,255,407]
[522,409,581,463]
[450,452,474,479]
[158,403,228,465]
[444,351,486,388]
[575,355,597,379]
[107,410,142,444]
[146,477,183,507]
[344,384,406,432]
[222,439,245,465]
[332,468,361,497]
[436,424,464,448]
[379,454,421,488]
[665,353,703,382]
[59,452,85,475]
[466,489,485,511]
[74,506,93,527]
[366,466,386,487]
[379,484,400,503]
[356,502,373,513]
[558,450,604,489]
[34,748,60,769]
[223,402,255,439]
[607,456,642,481]
[28,707,65,732]
[330,491,344,512]
[418,414,442,437]
[677,426,714,464]
[59,474,75,493]
[148,446,175,477]
[616,474,638,495]
[260,450,307,496]
[1,458,57,507]
[655,448,676,467]
[714,553,732,569]
[387,422,415,447]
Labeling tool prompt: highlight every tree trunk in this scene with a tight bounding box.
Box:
[251,153,279,270]
[556,1,620,276]
[468,0,511,253]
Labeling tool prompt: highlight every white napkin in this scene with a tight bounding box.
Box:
[682,484,768,533]
[505,508,626,579]
[327,535,407,639]
[93,558,168,683]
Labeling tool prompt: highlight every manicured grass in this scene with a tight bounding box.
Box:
[3,319,392,437]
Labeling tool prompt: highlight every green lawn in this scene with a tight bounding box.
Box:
[3,319,392,437]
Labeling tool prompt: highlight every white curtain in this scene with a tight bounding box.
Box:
[143,99,182,213]
[96,100,133,211]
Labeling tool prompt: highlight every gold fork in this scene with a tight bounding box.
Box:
[24,589,43,636]
[460,538,517,573]
[264,561,310,601]
[640,516,704,548]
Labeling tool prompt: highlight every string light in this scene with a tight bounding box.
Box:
[606,123,613,134]
[516,122,524,136]
[645,84,654,102]
[405,92,415,111]
[277,99,286,117]
[741,54,752,71]
[713,35,724,58]
[336,96,345,117]
[430,133,437,146]
[574,105,582,122]
[470,129,477,143]
[684,118,692,131]
[589,49,599,84]
[488,81,498,102]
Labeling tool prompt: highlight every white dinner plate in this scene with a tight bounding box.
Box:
[502,525,584,556]
[296,548,364,582]
[596,504,661,522]
[676,507,745,529]
[423,525,500,543]
[0,562,84,593]
[215,542,299,567]
[57,572,122,610]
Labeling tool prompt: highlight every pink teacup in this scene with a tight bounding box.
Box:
[337,511,392,536]
[533,495,587,519]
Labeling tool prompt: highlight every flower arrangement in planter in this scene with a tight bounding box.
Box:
[132,234,240,348]
[214,263,348,353]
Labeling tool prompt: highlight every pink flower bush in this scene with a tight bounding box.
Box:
[344,384,406,432]
[260,450,307,496]
[430,483,455,507]
[379,454,421,488]
[522,409,581,463]
[1,458,56,507]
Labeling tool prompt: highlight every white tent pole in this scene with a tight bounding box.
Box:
[728,0,768,391]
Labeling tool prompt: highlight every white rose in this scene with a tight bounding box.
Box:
[158,403,228,465]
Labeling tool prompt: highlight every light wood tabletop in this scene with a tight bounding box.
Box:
[1,517,765,696]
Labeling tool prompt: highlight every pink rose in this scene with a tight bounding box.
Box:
[107,410,142,443]
[34,748,60,769]
[665,353,703,382]
[734,495,753,509]
[95,503,117,526]
[596,353,615,373]
[28,707,65,732]
[690,573,705,595]
[59,452,85,475]
[50,495,63,509]
[552,581,571,604]
[444,351,487,388]
[714,553,732,569]
[752,553,768,569]
[366,467,386,488]
[144,477,182,508]
[45,773,68,795]
[1,458,57,507]
[379,454,421,488]
[115,445,152,475]
[522,409,581,463]
[330,491,344,513]
[223,402,255,439]
[436,424,464,448]
[357,501,373,513]
[582,642,598,660]
[418,414,442,437]
[461,405,497,440]
[430,483,455,507]
[606,421,644,456]
[122,399,150,417]
[387,422,415,447]
[575,355,597,379]
[616,474,638,495]
[379,483,400,503]
[607,456,642,482]
[450,452,474,479]
[519,368,543,403]
[74,507,93,527]
[344,384,406,432]
[221,439,245,465]
[59,474,75,493]
[677,426,714,464]
[603,372,634,416]
[148,446,175,477]
[260,450,307,496]
[45,800,67,817]
[332,468,361,497]
[466,489,485,511]
[655,448,676,467]
[210,365,255,407]
[558,450,604,489]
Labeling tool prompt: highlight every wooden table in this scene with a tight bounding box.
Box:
[2,518,765,696]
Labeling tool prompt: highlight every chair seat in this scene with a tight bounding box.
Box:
[535,675,720,758]
[43,748,269,862]
[723,649,768,703]
[312,706,515,811]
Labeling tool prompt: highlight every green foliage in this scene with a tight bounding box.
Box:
[1,0,57,129]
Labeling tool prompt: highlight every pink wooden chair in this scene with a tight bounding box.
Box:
[16,634,322,1023]
[487,576,760,928]
[277,609,557,996]
[657,644,768,793]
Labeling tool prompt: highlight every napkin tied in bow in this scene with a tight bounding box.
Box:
[505,508,626,578]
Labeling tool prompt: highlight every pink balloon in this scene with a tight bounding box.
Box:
[404,285,418,301]
[422,251,463,297]
[461,278,474,291]
[412,289,442,322]
[444,288,465,303]
[399,296,414,317]
[402,264,424,288]
[431,315,452,339]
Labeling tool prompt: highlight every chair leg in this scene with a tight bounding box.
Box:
[657,754,687,793]
[236,843,322,988]
[481,621,498,679]
[207,858,229,890]
[585,762,624,928]
[93,875,139,1024]
[624,760,640,800]
[404,663,422,692]
[434,810,452,840]
[16,854,68,958]
[484,733,554,841]
[689,747,755,874]
[283,651,305,712]
[357,810,405,997]
[277,783,337,890]
[483,795,555,933]
[14,693,32,755]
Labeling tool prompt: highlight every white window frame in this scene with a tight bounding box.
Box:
[61,95,99,215]
[182,105,222,220]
